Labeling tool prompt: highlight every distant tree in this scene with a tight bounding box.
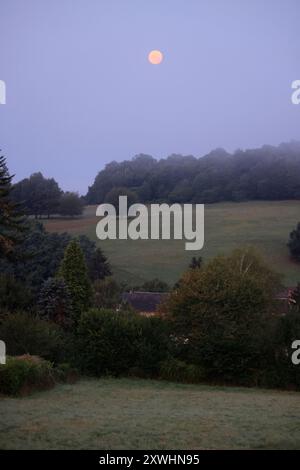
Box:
[137,278,170,292]
[58,240,92,321]
[137,181,152,202]
[58,192,84,217]
[85,141,300,205]
[12,172,62,218]
[168,179,193,203]
[189,256,203,270]
[288,223,300,262]
[104,187,138,211]
[0,154,25,259]
[37,278,73,329]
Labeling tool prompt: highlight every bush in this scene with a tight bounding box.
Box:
[54,363,79,384]
[160,357,204,384]
[288,222,300,262]
[75,308,170,377]
[0,355,55,396]
[76,309,141,376]
[0,312,67,363]
[93,277,122,309]
[134,316,170,376]
[262,311,300,389]
[163,247,282,385]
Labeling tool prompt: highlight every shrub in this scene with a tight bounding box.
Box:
[263,311,300,389]
[75,308,170,377]
[134,316,170,376]
[0,355,54,396]
[160,357,204,384]
[76,309,141,376]
[288,222,300,262]
[0,312,67,363]
[93,277,122,309]
[54,363,79,384]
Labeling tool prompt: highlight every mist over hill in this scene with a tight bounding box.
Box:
[86,141,300,204]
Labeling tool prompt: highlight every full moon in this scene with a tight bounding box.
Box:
[148,50,163,65]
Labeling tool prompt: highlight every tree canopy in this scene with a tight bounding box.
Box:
[86,142,300,204]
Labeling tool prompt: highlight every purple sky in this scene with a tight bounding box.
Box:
[0,0,299,194]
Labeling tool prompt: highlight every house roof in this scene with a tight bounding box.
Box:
[121,291,169,314]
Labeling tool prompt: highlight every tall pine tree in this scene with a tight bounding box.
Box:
[58,240,92,322]
[0,154,25,259]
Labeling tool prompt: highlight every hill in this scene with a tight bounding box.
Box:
[44,200,300,287]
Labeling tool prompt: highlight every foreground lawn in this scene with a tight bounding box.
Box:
[0,378,300,449]
[44,201,300,287]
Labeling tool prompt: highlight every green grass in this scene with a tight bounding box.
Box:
[0,378,300,449]
[44,201,300,287]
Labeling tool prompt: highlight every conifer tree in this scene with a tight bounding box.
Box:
[89,247,111,281]
[58,240,92,322]
[0,154,25,259]
[38,278,73,329]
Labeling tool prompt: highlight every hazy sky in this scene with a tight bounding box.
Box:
[0,0,299,193]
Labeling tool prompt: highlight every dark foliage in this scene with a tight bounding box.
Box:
[12,172,62,218]
[288,222,300,262]
[0,274,32,311]
[0,223,111,301]
[86,142,300,204]
[0,312,67,363]
[37,278,73,329]
[0,355,55,396]
[75,308,170,377]
[134,278,170,292]
[0,154,26,259]
[58,192,84,217]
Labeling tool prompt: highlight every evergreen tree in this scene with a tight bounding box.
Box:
[0,154,25,259]
[89,247,112,281]
[58,240,92,321]
[38,278,73,329]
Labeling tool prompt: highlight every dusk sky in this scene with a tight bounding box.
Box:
[0,0,299,194]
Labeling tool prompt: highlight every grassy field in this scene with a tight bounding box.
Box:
[0,378,299,449]
[44,201,300,287]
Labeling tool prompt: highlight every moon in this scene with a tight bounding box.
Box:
[148,50,163,65]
